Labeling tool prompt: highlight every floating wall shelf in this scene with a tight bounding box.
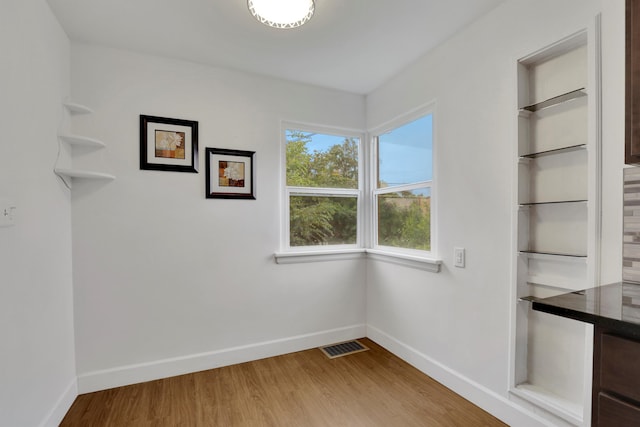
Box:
[54,168,115,181]
[58,134,105,148]
[63,101,94,115]
[55,100,115,188]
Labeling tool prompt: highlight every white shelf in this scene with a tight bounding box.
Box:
[54,168,115,181]
[56,100,115,187]
[58,134,105,148]
[512,384,583,426]
[63,101,93,114]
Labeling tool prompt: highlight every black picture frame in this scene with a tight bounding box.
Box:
[205,148,256,199]
[140,115,198,173]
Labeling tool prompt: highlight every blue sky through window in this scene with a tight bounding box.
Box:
[286,131,355,154]
[378,114,433,187]
[286,113,432,189]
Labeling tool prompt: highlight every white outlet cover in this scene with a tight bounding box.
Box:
[0,198,16,228]
[454,247,465,268]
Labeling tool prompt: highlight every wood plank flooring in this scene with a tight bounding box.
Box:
[60,339,507,426]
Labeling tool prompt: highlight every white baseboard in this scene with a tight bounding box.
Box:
[78,324,366,394]
[366,325,552,427]
[39,378,77,427]
[72,323,552,426]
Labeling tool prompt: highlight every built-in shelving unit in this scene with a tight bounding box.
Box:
[509,28,601,427]
[54,100,115,187]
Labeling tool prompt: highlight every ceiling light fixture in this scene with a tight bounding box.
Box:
[247,0,315,29]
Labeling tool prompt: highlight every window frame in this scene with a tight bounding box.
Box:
[280,121,365,253]
[368,104,437,259]
[276,105,440,271]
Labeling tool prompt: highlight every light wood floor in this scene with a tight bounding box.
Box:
[61,338,507,426]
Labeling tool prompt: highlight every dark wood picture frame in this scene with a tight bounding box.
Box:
[140,115,199,172]
[205,148,256,199]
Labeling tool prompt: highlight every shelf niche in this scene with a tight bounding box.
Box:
[511,29,598,427]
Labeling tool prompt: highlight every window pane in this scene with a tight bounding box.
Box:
[377,188,431,251]
[377,114,432,188]
[286,129,359,189]
[290,195,357,246]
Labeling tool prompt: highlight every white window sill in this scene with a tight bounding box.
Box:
[274,248,442,272]
[365,249,442,272]
[274,249,366,264]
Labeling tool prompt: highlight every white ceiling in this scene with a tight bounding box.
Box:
[46,0,506,94]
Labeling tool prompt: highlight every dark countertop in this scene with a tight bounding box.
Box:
[530,282,640,339]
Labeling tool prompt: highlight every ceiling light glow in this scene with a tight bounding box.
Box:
[248,0,315,29]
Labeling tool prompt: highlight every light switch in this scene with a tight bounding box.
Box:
[0,199,16,228]
[454,247,465,268]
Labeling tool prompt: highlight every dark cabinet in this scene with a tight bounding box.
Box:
[593,331,640,426]
[598,393,640,426]
[528,283,640,426]
[600,334,640,402]
[627,0,640,164]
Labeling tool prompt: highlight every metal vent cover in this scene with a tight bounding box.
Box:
[319,340,369,359]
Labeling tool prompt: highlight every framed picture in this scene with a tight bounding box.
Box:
[140,115,198,173]
[205,148,256,199]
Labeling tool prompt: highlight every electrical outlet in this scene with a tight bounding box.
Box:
[454,247,465,268]
[0,199,16,228]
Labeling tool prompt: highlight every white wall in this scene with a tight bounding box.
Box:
[69,44,367,391]
[600,0,626,284]
[0,0,624,424]
[0,1,77,426]
[365,0,622,425]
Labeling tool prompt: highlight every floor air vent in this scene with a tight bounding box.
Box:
[319,340,369,359]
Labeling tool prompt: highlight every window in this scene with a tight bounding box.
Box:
[284,126,362,249]
[279,109,437,269]
[373,113,433,253]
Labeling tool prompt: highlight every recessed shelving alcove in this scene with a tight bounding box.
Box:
[509,27,601,427]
